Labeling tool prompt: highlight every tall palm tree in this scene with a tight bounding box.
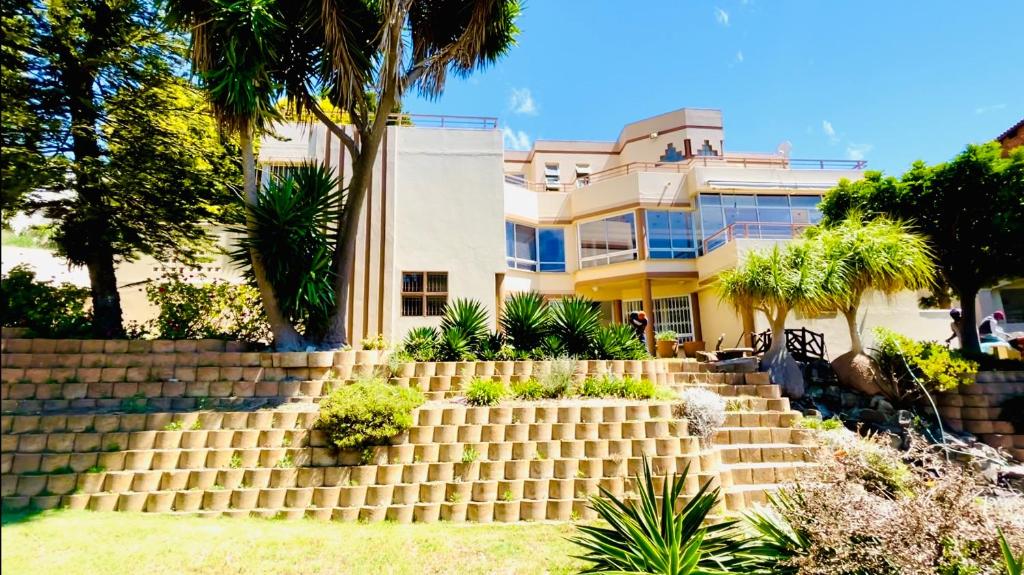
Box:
[314,0,522,347]
[165,0,306,349]
[806,215,935,394]
[168,0,521,349]
[718,241,842,398]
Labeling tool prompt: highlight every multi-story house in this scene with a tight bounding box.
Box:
[253,107,950,353]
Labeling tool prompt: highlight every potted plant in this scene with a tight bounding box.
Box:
[655,331,678,358]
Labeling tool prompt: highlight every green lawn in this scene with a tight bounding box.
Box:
[1,510,586,575]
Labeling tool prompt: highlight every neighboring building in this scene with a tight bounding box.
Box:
[997,118,1024,154]
[258,107,951,354]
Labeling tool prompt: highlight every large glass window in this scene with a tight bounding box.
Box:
[579,213,638,268]
[646,211,696,259]
[699,193,823,252]
[506,222,565,272]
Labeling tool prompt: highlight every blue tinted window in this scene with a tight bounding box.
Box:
[646,211,695,259]
[538,228,566,272]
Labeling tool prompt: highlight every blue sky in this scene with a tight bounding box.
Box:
[405,1,1023,174]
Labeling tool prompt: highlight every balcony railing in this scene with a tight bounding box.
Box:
[702,221,812,253]
[386,113,497,130]
[504,156,866,192]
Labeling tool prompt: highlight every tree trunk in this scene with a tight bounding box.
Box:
[843,307,863,356]
[239,129,305,351]
[957,285,981,354]
[761,311,805,398]
[86,243,123,338]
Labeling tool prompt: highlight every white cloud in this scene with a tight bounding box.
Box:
[735,50,744,63]
[508,88,538,116]
[975,103,1006,115]
[846,143,873,161]
[502,126,531,151]
[714,7,730,25]
[822,120,839,144]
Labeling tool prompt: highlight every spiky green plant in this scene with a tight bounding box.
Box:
[230,162,343,341]
[743,490,813,574]
[436,327,475,362]
[402,326,439,362]
[593,323,648,360]
[570,455,763,574]
[477,331,508,361]
[440,298,490,348]
[549,295,601,357]
[500,291,551,352]
[1000,528,1023,575]
[540,335,565,358]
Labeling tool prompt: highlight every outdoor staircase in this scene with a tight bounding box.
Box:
[1,336,816,522]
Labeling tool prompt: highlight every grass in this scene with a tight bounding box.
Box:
[1,510,585,575]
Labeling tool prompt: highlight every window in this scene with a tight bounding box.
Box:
[698,193,824,253]
[575,163,591,188]
[579,213,637,268]
[646,211,696,259]
[544,163,560,190]
[505,222,566,272]
[623,296,695,340]
[402,272,448,316]
[258,164,298,189]
[1001,289,1024,324]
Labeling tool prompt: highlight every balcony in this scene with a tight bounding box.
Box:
[702,221,811,253]
[504,155,866,192]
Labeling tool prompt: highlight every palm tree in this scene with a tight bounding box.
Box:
[164,0,306,349]
[718,241,842,398]
[168,0,522,349]
[805,216,935,394]
[314,0,523,347]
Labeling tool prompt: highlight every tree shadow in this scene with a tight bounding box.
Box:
[0,507,59,527]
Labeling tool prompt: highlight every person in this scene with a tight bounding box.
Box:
[945,308,963,348]
[628,310,648,346]
[979,310,1008,343]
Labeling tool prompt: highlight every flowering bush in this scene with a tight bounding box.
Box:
[0,265,92,337]
[145,271,269,342]
[872,327,978,405]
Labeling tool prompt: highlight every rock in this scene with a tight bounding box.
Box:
[856,408,887,425]
[762,352,805,399]
[841,392,862,409]
[713,357,759,373]
[870,396,896,420]
[831,351,885,397]
[804,409,822,419]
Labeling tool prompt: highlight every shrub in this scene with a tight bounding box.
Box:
[436,327,476,361]
[673,388,726,446]
[0,264,92,337]
[477,331,510,361]
[500,291,551,353]
[315,378,425,449]
[439,298,489,349]
[360,334,388,350]
[465,377,507,406]
[872,327,978,405]
[592,324,648,360]
[402,326,439,362]
[805,422,915,497]
[549,295,601,357]
[656,330,678,342]
[145,271,269,342]
[745,453,1024,574]
[537,356,577,398]
[511,378,544,400]
[570,454,766,573]
[577,374,664,400]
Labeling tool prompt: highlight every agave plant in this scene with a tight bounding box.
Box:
[436,327,476,362]
[440,298,490,348]
[539,335,565,358]
[230,162,343,341]
[593,324,648,360]
[571,454,764,574]
[1001,528,1023,575]
[476,331,508,361]
[549,295,601,357]
[743,490,811,574]
[402,326,440,362]
[500,291,551,352]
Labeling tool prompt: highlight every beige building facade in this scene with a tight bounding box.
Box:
[254,107,957,356]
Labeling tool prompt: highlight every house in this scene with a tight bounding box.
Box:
[259,107,950,354]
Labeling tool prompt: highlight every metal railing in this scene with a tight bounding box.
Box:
[701,221,812,253]
[386,113,497,130]
[504,156,867,193]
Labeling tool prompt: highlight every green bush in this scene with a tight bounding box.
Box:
[465,377,507,406]
[437,327,476,361]
[872,327,978,405]
[315,378,425,449]
[360,334,388,350]
[578,374,663,400]
[511,378,544,400]
[499,291,550,353]
[439,298,489,349]
[549,295,601,357]
[655,330,678,342]
[0,264,92,337]
[402,326,439,361]
[145,271,269,342]
[592,324,649,360]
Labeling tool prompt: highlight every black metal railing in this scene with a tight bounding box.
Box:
[751,327,827,362]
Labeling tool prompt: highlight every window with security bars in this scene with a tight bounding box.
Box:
[258,164,299,189]
[622,296,694,340]
[401,272,448,316]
